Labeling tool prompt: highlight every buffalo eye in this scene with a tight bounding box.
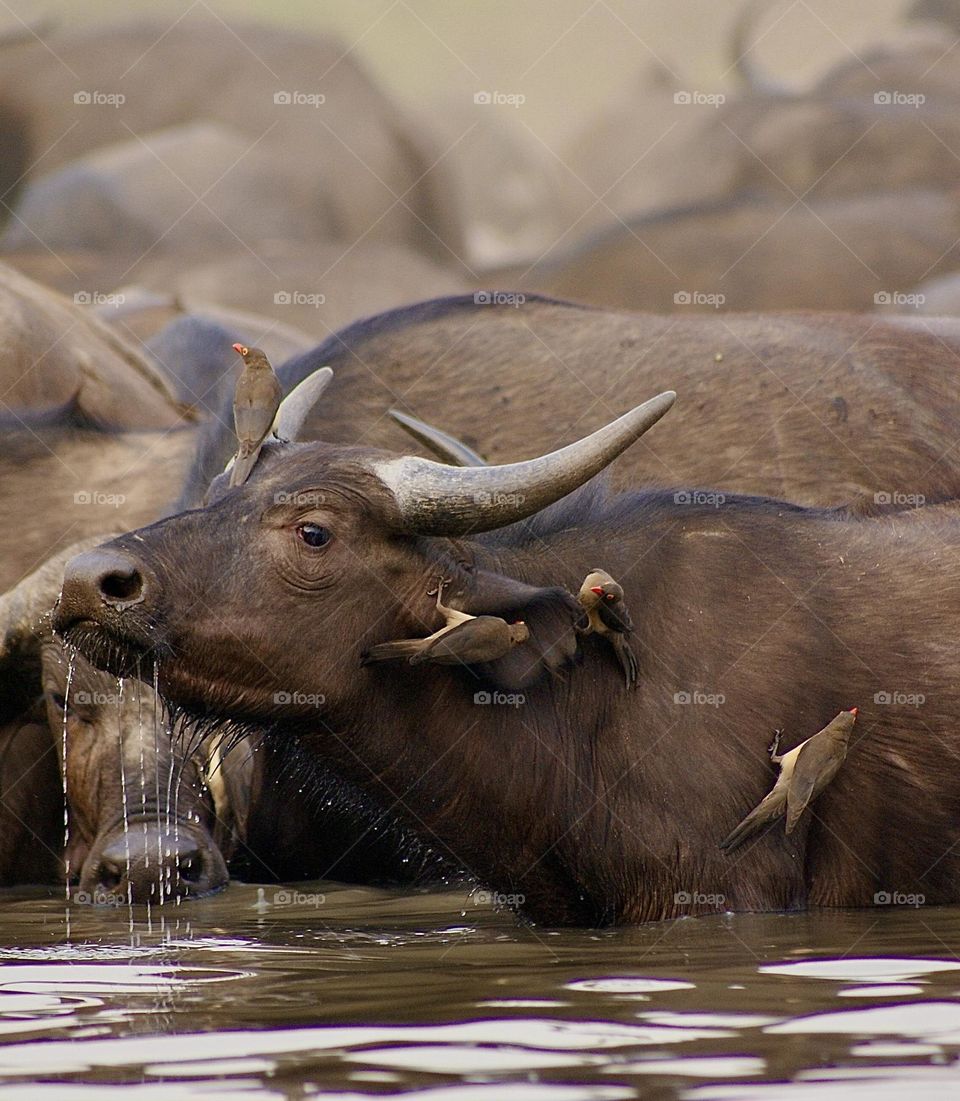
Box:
[297,523,331,549]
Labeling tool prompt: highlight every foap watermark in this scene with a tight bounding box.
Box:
[474,90,525,108]
[273,888,326,907]
[874,889,925,907]
[74,290,126,307]
[673,90,725,108]
[74,90,125,108]
[874,91,925,108]
[673,490,726,508]
[472,888,525,908]
[674,690,725,707]
[274,490,326,507]
[474,690,525,708]
[74,691,120,707]
[874,690,925,708]
[74,490,125,508]
[674,290,725,309]
[274,290,325,308]
[674,889,725,907]
[273,691,325,708]
[474,290,525,307]
[73,888,125,907]
[874,491,925,507]
[473,490,525,507]
[273,91,325,107]
[874,291,925,308]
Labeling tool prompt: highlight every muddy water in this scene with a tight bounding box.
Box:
[0,885,958,1097]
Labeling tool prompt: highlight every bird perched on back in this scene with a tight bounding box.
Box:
[577,569,638,687]
[719,707,859,852]
[229,343,282,487]
[362,579,529,667]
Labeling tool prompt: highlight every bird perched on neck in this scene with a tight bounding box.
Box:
[362,578,529,667]
[719,707,859,852]
[577,569,638,687]
[229,343,282,487]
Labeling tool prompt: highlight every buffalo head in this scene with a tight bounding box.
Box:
[53,370,675,728]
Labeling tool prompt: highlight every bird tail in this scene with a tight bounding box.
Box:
[719,796,782,852]
[229,444,264,488]
[362,639,424,664]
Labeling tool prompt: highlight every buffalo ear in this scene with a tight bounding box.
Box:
[453,569,581,690]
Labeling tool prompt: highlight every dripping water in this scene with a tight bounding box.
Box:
[117,676,133,913]
[153,659,163,908]
[61,650,76,903]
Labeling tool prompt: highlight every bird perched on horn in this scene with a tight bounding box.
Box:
[719,707,858,852]
[362,579,529,667]
[229,344,282,487]
[577,569,638,687]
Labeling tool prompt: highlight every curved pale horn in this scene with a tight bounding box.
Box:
[272,366,333,442]
[388,409,489,467]
[0,534,119,663]
[372,390,676,536]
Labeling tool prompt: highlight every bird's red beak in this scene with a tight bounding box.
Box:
[849,707,859,716]
[590,586,604,596]
[232,342,247,355]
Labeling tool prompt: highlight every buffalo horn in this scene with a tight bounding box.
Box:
[371,390,676,536]
[272,366,334,443]
[388,409,488,467]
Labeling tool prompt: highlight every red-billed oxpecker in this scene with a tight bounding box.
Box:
[720,707,859,851]
[363,578,529,666]
[229,343,282,487]
[577,569,638,687]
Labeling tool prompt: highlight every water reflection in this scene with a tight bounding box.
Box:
[0,884,955,1096]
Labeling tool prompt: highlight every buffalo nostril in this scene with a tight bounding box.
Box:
[97,860,124,891]
[98,567,143,605]
[178,853,204,884]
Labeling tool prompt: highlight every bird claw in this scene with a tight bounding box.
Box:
[426,577,452,598]
[768,729,783,758]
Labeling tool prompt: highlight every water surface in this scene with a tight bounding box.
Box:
[0,884,958,1097]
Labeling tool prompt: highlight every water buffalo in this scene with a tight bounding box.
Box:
[0,703,62,887]
[567,6,960,219]
[55,371,960,925]
[1,123,331,263]
[131,241,466,344]
[494,189,960,313]
[0,18,463,264]
[184,294,960,510]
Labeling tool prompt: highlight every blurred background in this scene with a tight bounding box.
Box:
[0,0,958,352]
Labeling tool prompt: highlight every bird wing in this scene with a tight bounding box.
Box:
[412,617,510,666]
[611,634,639,688]
[361,639,425,664]
[719,785,786,851]
[785,734,845,834]
[234,375,282,447]
[597,598,633,634]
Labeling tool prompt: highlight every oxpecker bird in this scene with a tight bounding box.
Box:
[229,343,282,487]
[577,569,638,687]
[720,707,859,852]
[363,579,529,666]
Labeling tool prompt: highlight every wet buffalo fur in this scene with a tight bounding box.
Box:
[57,429,960,926]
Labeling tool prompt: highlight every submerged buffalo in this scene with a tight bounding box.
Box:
[55,370,960,925]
